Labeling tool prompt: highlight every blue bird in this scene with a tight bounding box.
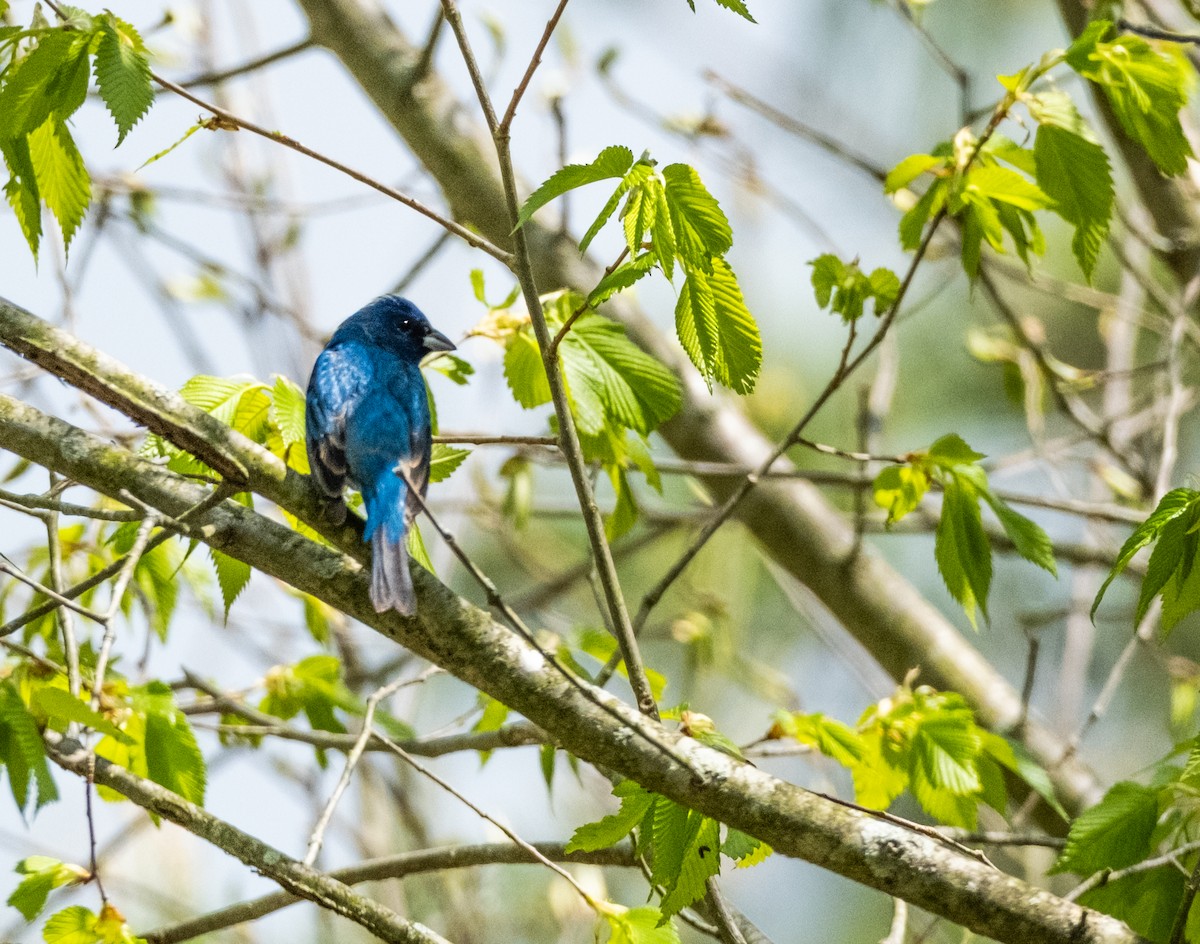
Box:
[305,296,456,615]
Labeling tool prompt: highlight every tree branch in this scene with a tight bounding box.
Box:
[0,391,1144,944]
[288,0,1106,821]
[43,733,454,944]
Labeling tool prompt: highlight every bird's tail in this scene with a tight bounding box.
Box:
[364,475,416,615]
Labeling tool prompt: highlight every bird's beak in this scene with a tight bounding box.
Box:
[423,328,457,353]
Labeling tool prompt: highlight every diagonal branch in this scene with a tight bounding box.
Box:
[0,391,1144,944]
[289,0,1106,822]
[43,733,454,944]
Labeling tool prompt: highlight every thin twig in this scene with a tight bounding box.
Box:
[440,0,657,719]
[498,0,571,134]
[141,842,637,944]
[91,514,157,711]
[303,674,416,866]
[401,471,697,775]
[150,71,512,265]
[1066,838,1200,902]
[45,487,80,698]
[178,36,314,87]
[371,726,599,909]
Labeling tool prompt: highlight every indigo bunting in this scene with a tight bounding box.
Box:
[305,295,456,615]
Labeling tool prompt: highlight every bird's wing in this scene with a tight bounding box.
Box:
[305,343,373,501]
[380,365,433,524]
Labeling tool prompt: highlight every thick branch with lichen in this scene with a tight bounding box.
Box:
[288,0,1103,820]
[0,385,1142,944]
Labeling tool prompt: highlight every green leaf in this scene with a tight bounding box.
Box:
[1066,25,1194,176]
[658,814,720,920]
[269,375,307,449]
[927,433,986,467]
[1093,488,1200,620]
[662,163,732,268]
[42,905,100,944]
[965,164,1052,212]
[721,828,771,868]
[809,254,899,321]
[775,710,867,767]
[980,490,1057,576]
[884,153,944,194]
[93,16,154,146]
[137,682,206,806]
[31,687,132,744]
[0,31,76,140]
[911,711,981,796]
[873,465,931,525]
[709,0,755,21]
[210,549,250,620]
[503,330,551,409]
[605,906,682,944]
[3,136,44,259]
[898,177,947,250]
[0,681,58,814]
[27,118,90,251]
[429,444,470,483]
[676,260,761,394]
[7,857,87,922]
[935,473,992,627]
[588,252,658,308]
[566,779,653,852]
[1033,123,1113,280]
[1051,781,1158,875]
[515,145,634,231]
[559,314,683,436]
[1080,868,1185,944]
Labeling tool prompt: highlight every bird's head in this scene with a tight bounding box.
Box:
[347,295,457,361]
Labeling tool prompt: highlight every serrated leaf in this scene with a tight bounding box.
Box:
[138,683,206,806]
[42,905,99,944]
[662,163,732,267]
[210,548,250,620]
[1079,868,1185,944]
[676,260,761,394]
[31,688,132,744]
[269,375,307,449]
[777,711,867,767]
[588,252,657,308]
[899,177,946,250]
[966,164,1053,212]
[560,314,682,436]
[981,490,1057,576]
[0,682,58,814]
[503,329,551,409]
[1034,124,1113,280]
[27,119,90,252]
[7,858,87,922]
[429,444,470,483]
[94,17,155,146]
[0,31,76,140]
[1093,488,1200,620]
[3,136,43,259]
[927,433,986,467]
[885,153,944,194]
[515,145,634,231]
[874,464,931,525]
[1051,781,1158,875]
[566,780,653,852]
[658,814,719,921]
[606,906,682,944]
[935,474,992,627]
[709,0,755,21]
[911,712,981,796]
[1067,26,1194,176]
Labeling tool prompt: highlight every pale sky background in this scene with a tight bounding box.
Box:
[0,1,1155,941]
